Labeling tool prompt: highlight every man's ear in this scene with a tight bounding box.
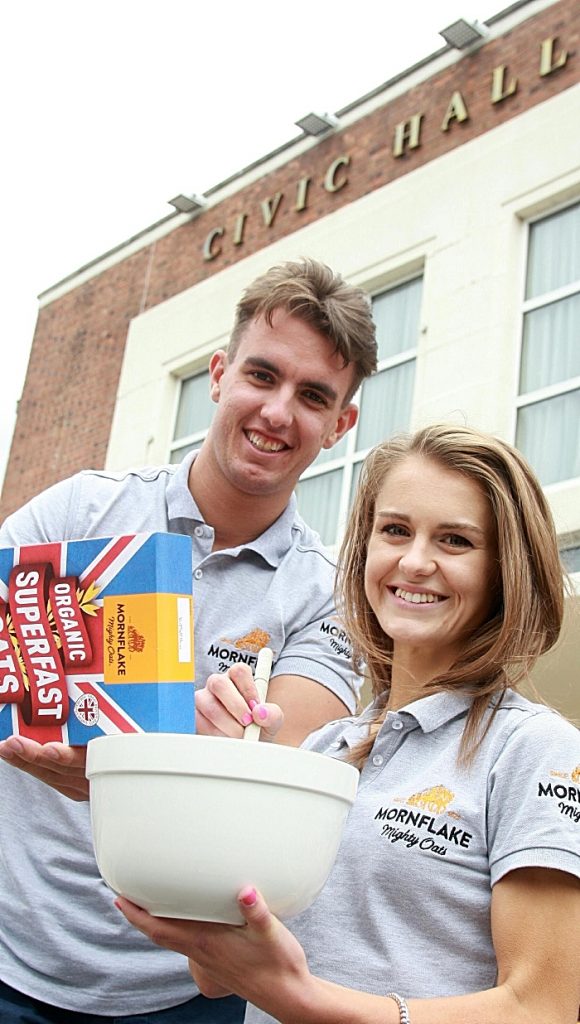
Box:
[322,403,358,449]
[208,350,227,403]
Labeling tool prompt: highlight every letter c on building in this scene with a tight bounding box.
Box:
[203,227,225,261]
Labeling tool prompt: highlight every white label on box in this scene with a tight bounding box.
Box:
[177,597,192,663]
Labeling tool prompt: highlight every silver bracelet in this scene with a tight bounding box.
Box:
[385,992,411,1023]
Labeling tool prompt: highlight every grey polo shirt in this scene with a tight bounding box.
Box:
[0,454,359,1016]
[246,688,580,1023]
[0,452,359,706]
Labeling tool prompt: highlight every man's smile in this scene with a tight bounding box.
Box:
[245,429,290,454]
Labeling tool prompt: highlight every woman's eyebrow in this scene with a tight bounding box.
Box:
[375,510,486,536]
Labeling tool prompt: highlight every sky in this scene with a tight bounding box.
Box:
[0,0,498,492]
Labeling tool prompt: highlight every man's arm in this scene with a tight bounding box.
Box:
[0,666,347,797]
[266,675,349,746]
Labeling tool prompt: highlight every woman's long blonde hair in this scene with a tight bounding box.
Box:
[337,424,565,767]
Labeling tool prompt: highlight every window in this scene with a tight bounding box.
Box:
[516,202,580,485]
[169,370,213,464]
[296,276,421,547]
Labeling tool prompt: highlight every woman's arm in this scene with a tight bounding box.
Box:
[117,867,580,1024]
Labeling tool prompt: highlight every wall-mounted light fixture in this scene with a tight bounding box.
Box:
[294,112,339,136]
[168,193,207,214]
[439,18,489,49]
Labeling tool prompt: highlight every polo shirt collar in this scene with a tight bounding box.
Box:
[340,689,473,748]
[166,450,297,568]
[396,690,473,733]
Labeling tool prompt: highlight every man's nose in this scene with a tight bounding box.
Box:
[260,390,294,428]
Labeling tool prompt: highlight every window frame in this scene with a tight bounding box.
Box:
[514,199,580,488]
[297,270,422,547]
[168,364,213,465]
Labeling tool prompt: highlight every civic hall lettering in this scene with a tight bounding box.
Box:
[202,34,570,263]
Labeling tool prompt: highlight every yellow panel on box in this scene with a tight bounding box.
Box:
[103,593,194,684]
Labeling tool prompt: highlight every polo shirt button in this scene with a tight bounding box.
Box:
[330,740,341,748]
[194,568,203,580]
[392,720,404,730]
[372,754,383,767]
[194,526,204,538]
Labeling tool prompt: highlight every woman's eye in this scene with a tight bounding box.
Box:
[443,534,472,548]
[382,523,409,537]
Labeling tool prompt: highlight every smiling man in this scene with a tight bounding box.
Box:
[0,258,377,1024]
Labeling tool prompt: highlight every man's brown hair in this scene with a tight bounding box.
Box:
[229,258,377,402]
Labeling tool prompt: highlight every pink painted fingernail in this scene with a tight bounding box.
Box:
[249,699,258,710]
[240,887,257,907]
[241,712,253,726]
[257,705,268,721]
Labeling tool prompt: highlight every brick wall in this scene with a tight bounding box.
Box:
[1,0,578,519]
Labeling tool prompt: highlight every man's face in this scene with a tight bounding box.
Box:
[206,310,358,499]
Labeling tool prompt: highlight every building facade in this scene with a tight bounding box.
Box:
[1,0,579,714]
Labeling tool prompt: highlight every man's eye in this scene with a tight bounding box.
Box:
[303,390,327,406]
[251,371,273,383]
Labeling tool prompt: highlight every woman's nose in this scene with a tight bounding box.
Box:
[398,540,436,577]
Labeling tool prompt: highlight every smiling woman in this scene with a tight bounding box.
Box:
[117,423,580,1024]
[363,453,499,688]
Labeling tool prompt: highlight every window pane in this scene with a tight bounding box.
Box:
[526,203,580,299]
[310,434,348,468]
[295,469,343,546]
[519,292,580,394]
[169,441,201,464]
[173,371,213,440]
[516,389,580,485]
[372,278,422,361]
[348,459,364,509]
[561,547,580,573]
[356,362,415,451]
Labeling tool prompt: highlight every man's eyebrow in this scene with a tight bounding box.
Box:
[241,356,339,403]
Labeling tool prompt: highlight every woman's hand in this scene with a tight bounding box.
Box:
[195,664,284,740]
[0,737,89,800]
[116,886,313,1017]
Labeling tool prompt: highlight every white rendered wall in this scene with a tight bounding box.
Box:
[107,83,580,542]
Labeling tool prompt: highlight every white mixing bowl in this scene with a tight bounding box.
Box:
[86,733,358,924]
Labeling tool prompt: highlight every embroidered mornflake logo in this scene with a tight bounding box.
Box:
[208,630,273,675]
[537,767,580,824]
[319,618,352,660]
[374,784,472,858]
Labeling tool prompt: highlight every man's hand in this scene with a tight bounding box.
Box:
[0,737,89,800]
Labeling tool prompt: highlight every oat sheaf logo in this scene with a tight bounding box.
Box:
[128,625,146,653]
[375,783,472,858]
[232,629,271,653]
[540,766,580,824]
[407,785,454,815]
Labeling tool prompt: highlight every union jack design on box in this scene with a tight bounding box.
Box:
[0,532,195,744]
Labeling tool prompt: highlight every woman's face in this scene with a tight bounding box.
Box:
[364,454,499,665]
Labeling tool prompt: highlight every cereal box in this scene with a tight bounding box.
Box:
[0,533,195,743]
